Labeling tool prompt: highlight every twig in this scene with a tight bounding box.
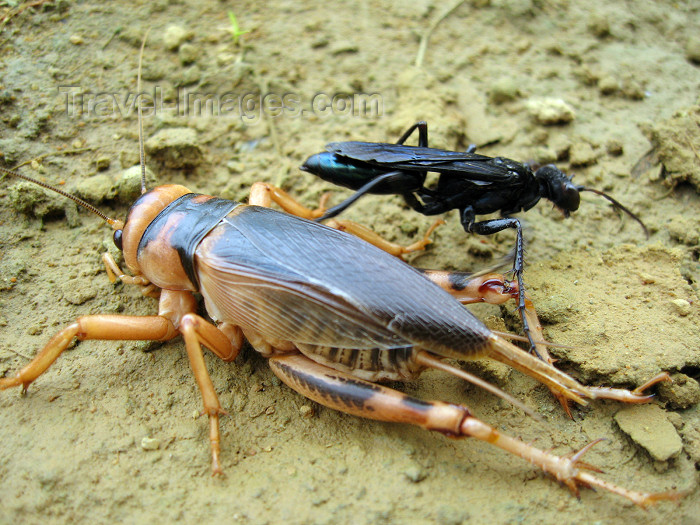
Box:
[12,147,94,169]
[414,0,467,68]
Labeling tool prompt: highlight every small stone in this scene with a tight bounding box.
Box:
[177,65,201,87]
[658,373,700,409]
[488,78,520,104]
[534,147,558,165]
[8,181,65,219]
[620,78,645,100]
[62,281,98,305]
[75,174,116,203]
[598,75,619,95]
[587,15,610,38]
[163,25,192,51]
[526,97,576,125]
[666,412,683,430]
[179,43,199,65]
[94,156,110,171]
[569,142,598,167]
[145,127,203,169]
[534,293,575,324]
[614,404,683,461]
[685,35,700,64]
[638,272,655,284]
[141,436,161,451]
[329,40,359,55]
[402,463,427,483]
[670,299,691,317]
[311,37,329,49]
[69,34,84,45]
[299,405,314,418]
[116,165,157,203]
[606,139,623,156]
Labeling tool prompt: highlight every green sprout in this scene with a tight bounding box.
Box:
[227,10,249,45]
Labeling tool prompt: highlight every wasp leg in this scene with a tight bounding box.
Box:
[421,269,668,416]
[268,354,680,507]
[414,272,577,416]
[462,210,536,355]
[249,181,442,257]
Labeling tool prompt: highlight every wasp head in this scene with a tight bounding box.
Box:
[534,165,580,217]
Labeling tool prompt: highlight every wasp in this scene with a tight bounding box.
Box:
[301,121,650,352]
[0,46,677,507]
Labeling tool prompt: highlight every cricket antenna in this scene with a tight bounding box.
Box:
[0,166,122,230]
[577,186,649,239]
[137,30,150,195]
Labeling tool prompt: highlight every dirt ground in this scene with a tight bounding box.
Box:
[0,1,698,524]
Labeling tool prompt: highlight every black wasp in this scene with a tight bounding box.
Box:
[301,121,648,353]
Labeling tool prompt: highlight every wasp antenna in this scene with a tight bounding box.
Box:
[578,186,649,239]
[137,30,151,195]
[0,166,122,229]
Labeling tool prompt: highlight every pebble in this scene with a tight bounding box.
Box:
[94,156,110,171]
[488,77,520,104]
[116,165,157,203]
[329,41,359,55]
[179,43,199,65]
[569,142,598,167]
[685,35,700,64]
[62,281,98,305]
[614,404,682,461]
[75,174,116,203]
[402,462,427,483]
[69,34,84,45]
[145,127,203,169]
[670,298,691,317]
[299,405,314,418]
[658,373,700,409]
[163,25,192,51]
[141,436,161,451]
[587,14,610,38]
[526,97,575,125]
[605,139,623,156]
[598,75,619,95]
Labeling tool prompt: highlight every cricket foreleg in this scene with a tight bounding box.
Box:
[0,315,178,392]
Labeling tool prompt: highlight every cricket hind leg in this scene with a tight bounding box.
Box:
[268,353,679,507]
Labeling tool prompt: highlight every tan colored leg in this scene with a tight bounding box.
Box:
[0,314,178,391]
[419,270,519,305]
[103,253,159,297]
[249,182,326,218]
[179,313,238,475]
[326,218,444,258]
[1,286,244,475]
[268,353,680,507]
[249,182,442,257]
